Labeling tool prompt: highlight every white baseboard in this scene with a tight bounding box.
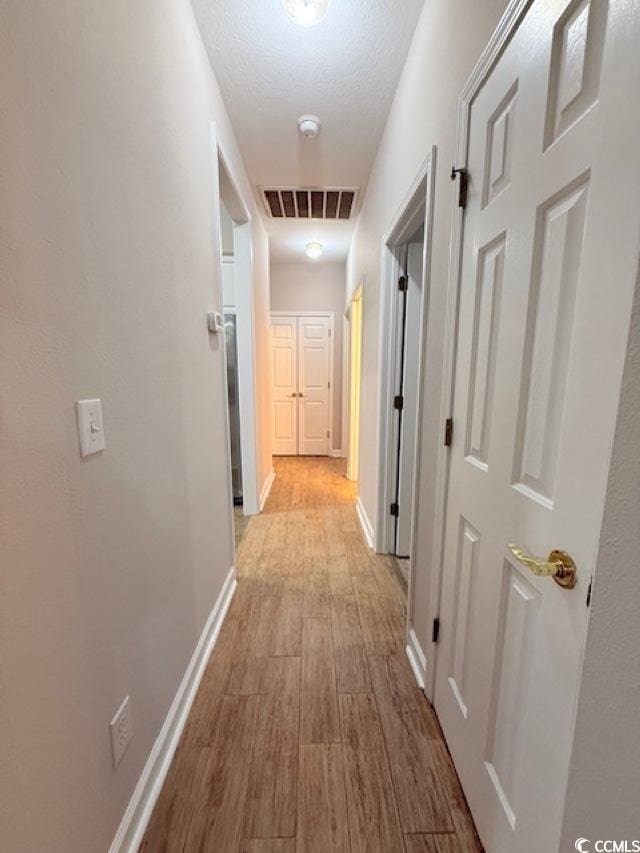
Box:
[406,627,428,692]
[329,449,343,458]
[109,566,237,853]
[259,466,276,511]
[355,497,375,550]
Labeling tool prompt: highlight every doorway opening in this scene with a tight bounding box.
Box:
[377,149,436,591]
[213,140,261,555]
[347,285,363,482]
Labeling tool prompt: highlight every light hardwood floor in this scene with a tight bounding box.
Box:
[141,457,482,852]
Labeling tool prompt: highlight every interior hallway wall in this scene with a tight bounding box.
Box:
[270,261,346,452]
[346,0,509,668]
[0,0,270,850]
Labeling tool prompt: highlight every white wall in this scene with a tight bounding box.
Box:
[346,0,509,663]
[271,261,346,451]
[0,1,270,850]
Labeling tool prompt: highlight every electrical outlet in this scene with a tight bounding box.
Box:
[110,696,132,768]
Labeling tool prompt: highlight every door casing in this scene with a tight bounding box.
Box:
[375,148,436,637]
[347,286,363,482]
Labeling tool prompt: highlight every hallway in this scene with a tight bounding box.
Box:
[141,458,481,852]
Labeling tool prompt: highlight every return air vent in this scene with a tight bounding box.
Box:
[260,187,359,220]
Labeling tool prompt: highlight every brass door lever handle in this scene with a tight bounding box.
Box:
[507,544,577,589]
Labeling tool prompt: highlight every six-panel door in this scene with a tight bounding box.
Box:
[434,0,640,851]
[271,315,331,456]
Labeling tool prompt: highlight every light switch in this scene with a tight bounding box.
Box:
[76,399,106,457]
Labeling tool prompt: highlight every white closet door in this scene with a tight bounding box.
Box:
[271,317,298,455]
[297,316,330,456]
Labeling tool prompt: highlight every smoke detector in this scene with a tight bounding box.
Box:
[298,115,320,138]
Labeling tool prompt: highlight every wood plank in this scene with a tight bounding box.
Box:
[183,694,259,851]
[301,618,340,743]
[297,744,350,852]
[330,594,370,693]
[326,554,353,595]
[241,840,295,853]
[180,616,239,747]
[140,745,210,852]
[227,595,277,695]
[369,653,441,740]
[349,556,381,597]
[243,657,301,839]
[356,592,398,655]
[404,833,463,853]
[430,741,483,852]
[368,656,452,833]
[301,567,331,618]
[339,692,404,852]
[270,588,304,656]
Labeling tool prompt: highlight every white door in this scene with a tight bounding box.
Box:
[297,316,331,456]
[271,315,331,456]
[396,239,424,556]
[271,317,298,455]
[434,1,640,851]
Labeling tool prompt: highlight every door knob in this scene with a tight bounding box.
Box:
[288,392,296,397]
[507,544,577,589]
[298,392,304,397]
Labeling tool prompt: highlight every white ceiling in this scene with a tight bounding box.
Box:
[192,0,425,262]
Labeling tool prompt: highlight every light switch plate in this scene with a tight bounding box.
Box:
[76,399,106,457]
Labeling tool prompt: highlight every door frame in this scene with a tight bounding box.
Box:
[270,311,336,456]
[424,0,533,700]
[376,147,436,570]
[346,284,363,481]
[210,123,261,518]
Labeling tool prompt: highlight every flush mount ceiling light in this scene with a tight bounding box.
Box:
[305,241,323,259]
[282,0,330,27]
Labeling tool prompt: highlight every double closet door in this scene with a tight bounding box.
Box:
[271,313,331,456]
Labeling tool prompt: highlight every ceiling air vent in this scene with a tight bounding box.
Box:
[260,187,359,220]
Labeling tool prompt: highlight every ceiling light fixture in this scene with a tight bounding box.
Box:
[282,0,330,27]
[306,241,323,260]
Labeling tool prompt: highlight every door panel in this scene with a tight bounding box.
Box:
[271,318,298,455]
[298,317,330,456]
[434,1,640,851]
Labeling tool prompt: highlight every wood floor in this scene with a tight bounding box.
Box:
[142,457,482,852]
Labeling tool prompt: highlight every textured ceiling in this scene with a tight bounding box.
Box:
[192,0,425,261]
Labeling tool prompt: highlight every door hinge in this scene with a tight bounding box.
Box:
[432,617,440,644]
[451,166,468,208]
[327,430,330,439]
[328,380,331,389]
[586,577,593,607]
[394,394,404,410]
[398,275,408,292]
[444,417,453,447]
[390,502,399,517]
[328,328,331,337]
